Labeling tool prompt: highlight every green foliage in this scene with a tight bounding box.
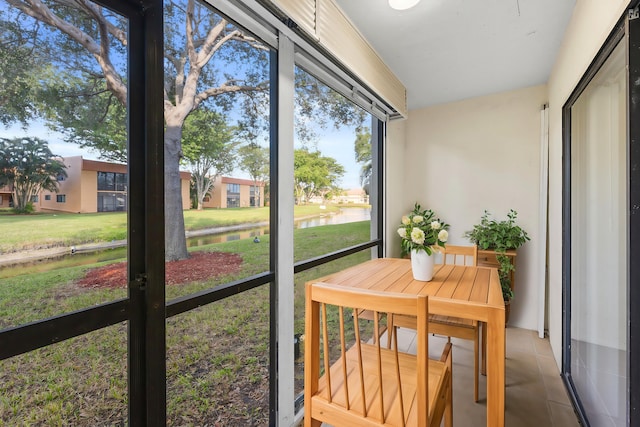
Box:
[354,125,372,194]
[182,109,237,209]
[41,75,128,163]
[12,201,35,214]
[397,203,449,256]
[496,253,515,300]
[237,142,269,207]
[0,137,67,212]
[0,17,50,126]
[293,149,345,204]
[294,68,368,143]
[464,209,530,300]
[464,209,529,252]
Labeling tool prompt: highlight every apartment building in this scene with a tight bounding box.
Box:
[34,156,191,213]
[203,176,265,208]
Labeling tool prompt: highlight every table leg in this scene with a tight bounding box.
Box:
[486,307,505,426]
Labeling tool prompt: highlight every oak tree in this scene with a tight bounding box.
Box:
[182,109,236,211]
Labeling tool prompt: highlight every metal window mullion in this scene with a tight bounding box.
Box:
[276,33,296,426]
[374,118,385,259]
[126,3,147,425]
[140,0,166,424]
[627,6,640,424]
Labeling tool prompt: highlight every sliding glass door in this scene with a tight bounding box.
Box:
[563,6,640,425]
[567,39,627,426]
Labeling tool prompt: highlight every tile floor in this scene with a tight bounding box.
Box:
[392,326,582,426]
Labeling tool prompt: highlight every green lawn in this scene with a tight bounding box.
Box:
[0,204,351,253]
[0,220,372,426]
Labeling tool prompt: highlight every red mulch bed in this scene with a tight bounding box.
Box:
[77,251,243,289]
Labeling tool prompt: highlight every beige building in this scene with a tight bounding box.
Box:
[203,176,265,208]
[28,156,191,213]
[336,188,368,204]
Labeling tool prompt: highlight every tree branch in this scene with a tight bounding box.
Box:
[7,0,127,105]
[194,84,267,108]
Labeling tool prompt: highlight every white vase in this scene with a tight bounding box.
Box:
[410,249,435,281]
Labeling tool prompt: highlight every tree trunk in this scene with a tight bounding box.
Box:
[195,175,205,211]
[164,126,189,261]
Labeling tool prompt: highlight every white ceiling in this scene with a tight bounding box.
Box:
[334,0,576,111]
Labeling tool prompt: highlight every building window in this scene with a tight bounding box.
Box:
[98,171,127,191]
[227,183,240,194]
[226,183,240,207]
[56,173,66,182]
[45,195,51,201]
[249,185,261,207]
[56,194,66,203]
[227,194,240,208]
[97,193,127,212]
[31,195,39,203]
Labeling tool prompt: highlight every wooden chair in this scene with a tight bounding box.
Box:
[304,282,453,427]
[441,244,478,267]
[436,245,484,402]
[393,244,484,402]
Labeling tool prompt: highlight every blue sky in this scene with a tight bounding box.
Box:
[305,125,362,190]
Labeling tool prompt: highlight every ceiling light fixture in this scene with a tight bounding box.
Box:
[388,0,420,10]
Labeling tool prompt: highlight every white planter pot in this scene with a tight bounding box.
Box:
[410,249,435,281]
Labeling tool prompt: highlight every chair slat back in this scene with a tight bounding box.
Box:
[305,282,430,426]
[442,244,478,266]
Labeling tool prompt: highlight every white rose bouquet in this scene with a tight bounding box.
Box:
[397,202,449,256]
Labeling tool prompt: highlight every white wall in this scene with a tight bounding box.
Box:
[394,84,547,330]
[546,0,628,366]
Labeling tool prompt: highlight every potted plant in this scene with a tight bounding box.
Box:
[464,209,530,303]
[397,203,449,281]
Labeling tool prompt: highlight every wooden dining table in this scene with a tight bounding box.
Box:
[308,257,506,426]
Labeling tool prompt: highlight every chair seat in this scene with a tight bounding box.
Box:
[312,344,450,426]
